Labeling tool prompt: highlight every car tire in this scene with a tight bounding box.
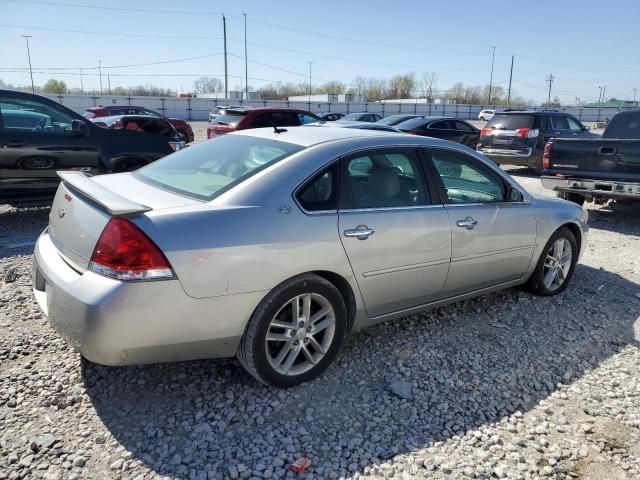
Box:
[479,116,485,121]
[177,130,188,142]
[111,159,145,173]
[558,191,585,206]
[237,273,348,388]
[524,227,578,296]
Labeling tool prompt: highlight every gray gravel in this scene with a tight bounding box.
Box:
[1,170,639,480]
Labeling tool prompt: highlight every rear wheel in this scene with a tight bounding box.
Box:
[479,116,485,121]
[111,158,145,173]
[237,274,347,387]
[524,227,578,296]
[557,191,585,206]
[177,129,188,142]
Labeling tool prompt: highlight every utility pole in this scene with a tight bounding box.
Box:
[243,13,248,100]
[507,54,514,105]
[107,74,111,95]
[79,68,84,93]
[98,60,103,95]
[21,35,35,93]
[488,46,495,104]
[601,85,606,105]
[598,86,603,107]
[308,61,313,103]
[634,88,638,107]
[546,74,554,107]
[223,15,228,100]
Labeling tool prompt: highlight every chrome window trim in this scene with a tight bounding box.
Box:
[339,204,445,214]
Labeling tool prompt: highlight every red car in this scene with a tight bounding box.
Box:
[84,106,194,143]
[207,107,321,139]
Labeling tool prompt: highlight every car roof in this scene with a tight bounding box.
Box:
[232,125,401,147]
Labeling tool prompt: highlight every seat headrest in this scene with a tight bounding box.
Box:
[367,168,400,199]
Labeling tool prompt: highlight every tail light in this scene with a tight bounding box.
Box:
[480,127,492,137]
[214,124,236,135]
[542,142,552,169]
[89,218,174,281]
[407,130,417,135]
[516,128,539,138]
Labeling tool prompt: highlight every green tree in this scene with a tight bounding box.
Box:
[42,79,67,94]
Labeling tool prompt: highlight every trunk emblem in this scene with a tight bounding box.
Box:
[57,208,66,219]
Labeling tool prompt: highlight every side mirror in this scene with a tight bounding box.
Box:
[507,186,524,202]
[71,119,90,137]
[582,125,590,131]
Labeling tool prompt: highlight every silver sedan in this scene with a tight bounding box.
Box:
[33,127,588,387]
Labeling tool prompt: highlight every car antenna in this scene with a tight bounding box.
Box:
[271,120,287,134]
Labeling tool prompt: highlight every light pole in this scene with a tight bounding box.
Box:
[598,86,602,107]
[488,46,495,105]
[308,61,313,103]
[243,13,248,100]
[98,60,103,95]
[634,88,638,107]
[79,68,84,93]
[21,35,35,93]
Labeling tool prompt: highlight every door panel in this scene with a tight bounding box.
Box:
[339,208,451,316]
[444,203,536,294]
[428,147,536,296]
[337,148,451,317]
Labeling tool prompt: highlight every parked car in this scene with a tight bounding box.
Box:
[33,126,587,387]
[395,116,480,147]
[339,112,382,122]
[208,105,243,123]
[84,106,194,143]
[318,112,345,121]
[0,89,181,205]
[476,111,596,173]
[478,109,496,121]
[541,109,640,205]
[90,115,186,148]
[206,107,321,138]
[377,114,424,126]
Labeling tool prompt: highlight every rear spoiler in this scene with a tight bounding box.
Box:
[57,171,151,216]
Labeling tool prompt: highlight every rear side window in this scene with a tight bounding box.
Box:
[487,114,534,130]
[550,116,570,130]
[602,113,640,139]
[136,135,304,201]
[210,113,245,125]
[297,164,338,212]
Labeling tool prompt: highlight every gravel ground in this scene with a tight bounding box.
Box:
[1,166,639,480]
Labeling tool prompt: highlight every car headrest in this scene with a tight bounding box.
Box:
[368,168,400,199]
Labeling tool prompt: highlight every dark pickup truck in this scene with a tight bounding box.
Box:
[541,110,640,205]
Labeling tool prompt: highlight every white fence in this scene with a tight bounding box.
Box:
[44,94,622,123]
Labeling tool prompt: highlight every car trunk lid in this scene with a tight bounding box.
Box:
[48,171,200,273]
[479,113,537,151]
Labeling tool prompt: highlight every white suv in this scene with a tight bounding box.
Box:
[478,109,496,121]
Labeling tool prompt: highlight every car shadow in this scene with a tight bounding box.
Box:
[586,201,640,233]
[82,263,639,479]
[0,206,50,259]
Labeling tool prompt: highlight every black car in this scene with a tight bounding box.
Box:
[0,89,182,205]
[339,112,383,122]
[395,116,480,147]
[377,114,424,126]
[318,112,345,121]
[309,121,401,132]
[476,111,596,173]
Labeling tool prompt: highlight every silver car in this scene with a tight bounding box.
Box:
[32,127,588,387]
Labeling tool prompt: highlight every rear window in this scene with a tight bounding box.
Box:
[603,113,640,139]
[395,117,427,130]
[210,113,245,125]
[135,134,304,201]
[486,114,534,130]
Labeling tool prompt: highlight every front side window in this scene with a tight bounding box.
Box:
[298,113,318,124]
[344,150,428,209]
[0,96,77,133]
[296,164,338,212]
[455,121,474,132]
[431,149,505,204]
[136,135,303,201]
[566,117,584,132]
[550,116,570,130]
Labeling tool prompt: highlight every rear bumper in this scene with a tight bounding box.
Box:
[33,230,266,366]
[479,147,538,168]
[541,176,640,198]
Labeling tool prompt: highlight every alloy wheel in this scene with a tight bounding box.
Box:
[265,293,336,376]
[542,238,573,291]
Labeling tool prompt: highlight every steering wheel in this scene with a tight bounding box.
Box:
[33,118,47,131]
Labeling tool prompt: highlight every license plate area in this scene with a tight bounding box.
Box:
[493,138,513,145]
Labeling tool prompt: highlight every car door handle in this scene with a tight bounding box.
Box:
[344,225,375,240]
[598,146,616,155]
[553,132,561,135]
[456,217,479,229]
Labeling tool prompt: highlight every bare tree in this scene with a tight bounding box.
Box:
[352,76,368,97]
[193,77,223,94]
[420,72,438,101]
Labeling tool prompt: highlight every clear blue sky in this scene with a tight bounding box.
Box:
[1,0,639,103]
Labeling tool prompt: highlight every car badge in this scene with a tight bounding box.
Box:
[57,208,66,219]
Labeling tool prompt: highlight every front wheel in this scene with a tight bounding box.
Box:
[524,227,578,296]
[237,274,347,387]
[479,116,485,121]
[558,191,585,206]
[177,130,189,142]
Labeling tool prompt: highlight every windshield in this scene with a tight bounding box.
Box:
[136,134,304,201]
[486,114,534,130]
[342,113,363,121]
